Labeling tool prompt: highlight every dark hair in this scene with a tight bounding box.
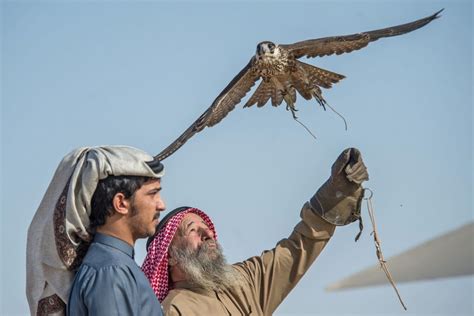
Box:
[89,175,154,230]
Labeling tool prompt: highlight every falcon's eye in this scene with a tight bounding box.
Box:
[268,43,274,49]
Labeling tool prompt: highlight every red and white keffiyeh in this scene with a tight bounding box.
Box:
[141,207,217,302]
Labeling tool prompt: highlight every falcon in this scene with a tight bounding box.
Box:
[155,9,442,161]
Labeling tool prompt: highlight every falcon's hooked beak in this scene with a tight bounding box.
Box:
[256,41,276,57]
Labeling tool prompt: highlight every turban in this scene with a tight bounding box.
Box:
[142,207,216,302]
[26,146,164,316]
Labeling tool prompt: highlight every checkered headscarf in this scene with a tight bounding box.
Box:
[141,207,216,302]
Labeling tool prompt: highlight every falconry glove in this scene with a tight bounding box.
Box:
[309,148,369,227]
[309,148,408,310]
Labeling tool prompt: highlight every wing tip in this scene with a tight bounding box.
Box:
[432,8,445,20]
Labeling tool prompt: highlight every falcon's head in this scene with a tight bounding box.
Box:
[256,41,280,59]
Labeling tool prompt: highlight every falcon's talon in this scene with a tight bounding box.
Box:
[285,104,299,119]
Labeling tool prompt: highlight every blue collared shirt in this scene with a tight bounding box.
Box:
[67,233,163,316]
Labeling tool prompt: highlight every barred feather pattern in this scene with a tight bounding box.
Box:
[244,81,273,107]
[245,61,344,110]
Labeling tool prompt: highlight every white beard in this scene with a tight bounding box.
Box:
[169,239,244,292]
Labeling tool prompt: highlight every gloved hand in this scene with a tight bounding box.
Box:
[309,148,369,226]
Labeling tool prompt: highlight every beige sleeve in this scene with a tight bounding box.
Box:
[163,304,182,316]
[234,202,336,315]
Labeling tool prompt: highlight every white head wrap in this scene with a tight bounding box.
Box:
[26,146,164,316]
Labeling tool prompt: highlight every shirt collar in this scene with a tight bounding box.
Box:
[94,233,135,259]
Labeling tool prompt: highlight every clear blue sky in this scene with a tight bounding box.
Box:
[1,1,472,315]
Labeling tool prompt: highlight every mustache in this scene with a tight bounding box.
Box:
[198,239,216,251]
[153,212,160,220]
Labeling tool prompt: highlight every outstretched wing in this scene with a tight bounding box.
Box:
[155,59,260,161]
[280,9,443,59]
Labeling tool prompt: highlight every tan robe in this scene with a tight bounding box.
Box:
[162,202,336,316]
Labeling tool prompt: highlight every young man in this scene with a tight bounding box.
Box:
[26,146,165,316]
[143,148,369,315]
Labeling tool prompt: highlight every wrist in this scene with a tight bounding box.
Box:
[309,181,364,226]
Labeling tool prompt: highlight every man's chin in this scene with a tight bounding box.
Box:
[207,242,217,250]
[146,226,157,238]
[207,249,220,260]
[149,218,160,232]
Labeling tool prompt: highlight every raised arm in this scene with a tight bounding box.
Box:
[234,148,369,314]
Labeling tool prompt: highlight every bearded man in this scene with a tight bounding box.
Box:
[142,147,369,315]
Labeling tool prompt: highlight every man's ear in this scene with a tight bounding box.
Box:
[112,193,130,215]
[169,257,177,266]
[168,250,177,266]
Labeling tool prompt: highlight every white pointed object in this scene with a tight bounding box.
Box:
[326,222,474,291]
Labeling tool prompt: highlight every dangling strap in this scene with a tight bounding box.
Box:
[294,117,318,140]
[354,215,363,242]
[364,188,408,311]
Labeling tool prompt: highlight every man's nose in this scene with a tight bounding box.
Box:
[200,227,214,240]
[156,198,166,211]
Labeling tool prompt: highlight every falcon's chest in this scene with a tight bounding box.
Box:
[252,49,295,79]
